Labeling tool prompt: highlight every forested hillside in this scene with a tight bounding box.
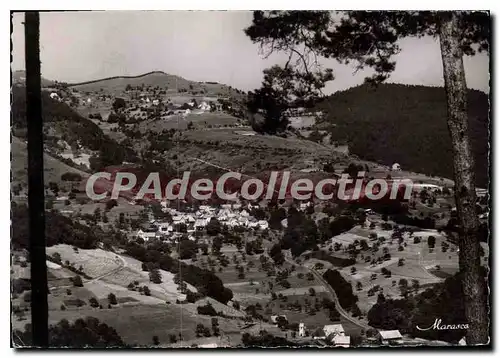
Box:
[315,84,489,187]
[11,86,138,170]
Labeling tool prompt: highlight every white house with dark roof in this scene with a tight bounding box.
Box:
[378,330,403,345]
[257,220,269,230]
[323,324,345,338]
[240,209,250,217]
[194,218,208,230]
[137,229,158,242]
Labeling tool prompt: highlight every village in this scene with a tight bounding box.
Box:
[135,202,270,243]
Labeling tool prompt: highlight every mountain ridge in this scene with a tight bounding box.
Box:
[65,71,183,87]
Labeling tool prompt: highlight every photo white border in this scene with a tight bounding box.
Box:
[2,3,497,357]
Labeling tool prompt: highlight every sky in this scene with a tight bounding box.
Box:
[11,11,490,94]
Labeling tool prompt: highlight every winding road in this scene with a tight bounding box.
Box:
[285,255,373,331]
[309,268,372,331]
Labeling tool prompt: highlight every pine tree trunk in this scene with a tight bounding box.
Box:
[438,12,489,345]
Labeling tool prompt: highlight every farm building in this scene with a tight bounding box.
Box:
[391,163,402,171]
[198,101,211,111]
[136,229,158,242]
[378,330,403,345]
[332,335,350,348]
[323,324,346,338]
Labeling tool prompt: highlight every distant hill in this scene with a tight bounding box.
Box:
[315,83,490,187]
[12,70,54,87]
[66,71,245,98]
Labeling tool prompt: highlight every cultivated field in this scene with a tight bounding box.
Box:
[139,112,243,132]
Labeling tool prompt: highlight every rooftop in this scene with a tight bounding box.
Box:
[379,330,403,340]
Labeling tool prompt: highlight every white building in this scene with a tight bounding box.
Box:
[194,219,208,230]
[378,330,403,345]
[157,222,174,234]
[240,209,250,217]
[198,101,211,111]
[299,202,312,211]
[323,324,345,337]
[391,163,402,171]
[257,220,269,230]
[137,229,158,242]
[227,218,239,227]
[248,221,259,229]
[172,215,185,224]
[198,343,218,348]
[411,183,443,193]
[299,322,306,337]
[332,335,350,348]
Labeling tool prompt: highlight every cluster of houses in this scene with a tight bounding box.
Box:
[269,316,406,347]
[48,89,95,108]
[135,203,269,242]
[130,95,224,118]
[309,323,404,347]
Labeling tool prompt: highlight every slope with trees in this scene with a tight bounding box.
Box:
[11,86,138,170]
[314,83,489,187]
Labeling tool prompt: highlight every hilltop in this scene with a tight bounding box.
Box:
[314,83,489,187]
[66,71,246,99]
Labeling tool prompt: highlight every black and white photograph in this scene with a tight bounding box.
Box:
[9,9,491,348]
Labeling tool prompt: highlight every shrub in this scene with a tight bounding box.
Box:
[323,269,358,311]
[152,335,160,345]
[169,334,177,343]
[89,297,99,308]
[197,303,218,316]
[61,172,83,181]
[72,275,83,287]
[108,293,118,305]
